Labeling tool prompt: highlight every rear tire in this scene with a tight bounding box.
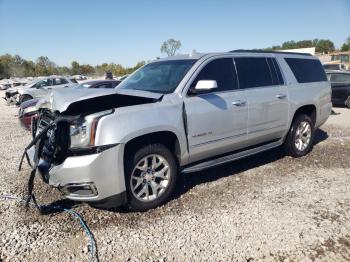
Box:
[284,114,314,157]
[20,95,33,104]
[124,143,178,211]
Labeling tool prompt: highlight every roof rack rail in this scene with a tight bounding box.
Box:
[229,49,312,56]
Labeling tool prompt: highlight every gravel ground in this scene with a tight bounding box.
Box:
[0,91,349,261]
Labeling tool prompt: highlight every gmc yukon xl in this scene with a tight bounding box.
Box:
[27,50,331,211]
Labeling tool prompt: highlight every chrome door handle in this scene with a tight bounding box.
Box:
[232,100,246,106]
[276,94,287,99]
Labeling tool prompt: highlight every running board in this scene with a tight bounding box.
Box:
[182,139,283,174]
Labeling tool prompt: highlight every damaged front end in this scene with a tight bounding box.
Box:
[19,90,162,210]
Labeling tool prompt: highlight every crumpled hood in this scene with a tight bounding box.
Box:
[36,87,163,113]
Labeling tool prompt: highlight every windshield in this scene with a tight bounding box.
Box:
[119,59,196,94]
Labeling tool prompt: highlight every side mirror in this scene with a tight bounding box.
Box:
[194,80,218,92]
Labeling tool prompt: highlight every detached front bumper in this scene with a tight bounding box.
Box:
[28,143,127,208]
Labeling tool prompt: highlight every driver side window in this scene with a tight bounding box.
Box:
[190,58,238,94]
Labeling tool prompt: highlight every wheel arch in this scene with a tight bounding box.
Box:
[123,131,182,166]
[291,104,317,126]
[20,93,34,100]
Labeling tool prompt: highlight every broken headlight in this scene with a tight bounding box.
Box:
[70,110,113,148]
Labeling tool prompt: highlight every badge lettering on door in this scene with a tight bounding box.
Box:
[192,131,213,138]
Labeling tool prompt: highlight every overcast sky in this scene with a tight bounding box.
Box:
[0,0,349,67]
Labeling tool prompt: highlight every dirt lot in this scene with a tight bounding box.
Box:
[0,91,349,261]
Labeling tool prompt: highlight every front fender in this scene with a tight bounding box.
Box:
[94,102,188,161]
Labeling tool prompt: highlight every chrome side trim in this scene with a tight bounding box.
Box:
[190,132,246,148]
[247,124,286,135]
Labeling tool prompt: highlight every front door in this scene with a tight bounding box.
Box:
[184,58,248,163]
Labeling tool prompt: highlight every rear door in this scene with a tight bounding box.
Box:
[234,56,288,146]
[184,57,248,162]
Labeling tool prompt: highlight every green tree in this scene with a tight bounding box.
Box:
[341,43,350,52]
[160,39,182,56]
[71,61,80,75]
[340,37,350,52]
[80,64,95,75]
[315,39,335,53]
[35,56,56,76]
[0,54,14,78]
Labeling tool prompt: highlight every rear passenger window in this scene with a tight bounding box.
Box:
[191,58,238,92]
[235,57,273,89]
[285,58,327,83]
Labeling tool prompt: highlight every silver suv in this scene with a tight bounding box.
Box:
[28,50,332,211]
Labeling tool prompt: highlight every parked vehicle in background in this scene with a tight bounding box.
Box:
[30,50,331,211]
[72,75,87,81]
[5,76,77,105]
[18,98,39,130]
[326,70,350,108]
[18,80,121,130]
[323,63,348,71]
[0,83,11,90]
[74,79,121,89]
[116,74,129,81]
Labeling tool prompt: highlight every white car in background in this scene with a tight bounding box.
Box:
[5,76,78,104]
[72,74,87,81]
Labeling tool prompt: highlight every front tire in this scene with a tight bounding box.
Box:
[284,114,314,157]
[124,143,178,211]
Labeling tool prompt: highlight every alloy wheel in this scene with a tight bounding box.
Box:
[130,154,171,202]
[294,121,312,151]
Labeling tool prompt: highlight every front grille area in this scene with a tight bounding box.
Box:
[36,110,70,165]
[37,111,56,133]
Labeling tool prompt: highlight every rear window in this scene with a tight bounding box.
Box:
[285,58,327,83]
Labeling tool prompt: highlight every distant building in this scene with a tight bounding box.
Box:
[330,51,350,64]
[317,51,350,70]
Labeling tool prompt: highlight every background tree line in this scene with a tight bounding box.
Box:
[262,39,335,53]
[0,54,145,79]
[1,36,349,79]
[261,37,350,53]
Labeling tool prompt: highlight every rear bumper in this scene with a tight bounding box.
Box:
[316,101,332,128]
[29,143,127,208]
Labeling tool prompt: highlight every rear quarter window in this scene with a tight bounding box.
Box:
[285,58,327,83]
